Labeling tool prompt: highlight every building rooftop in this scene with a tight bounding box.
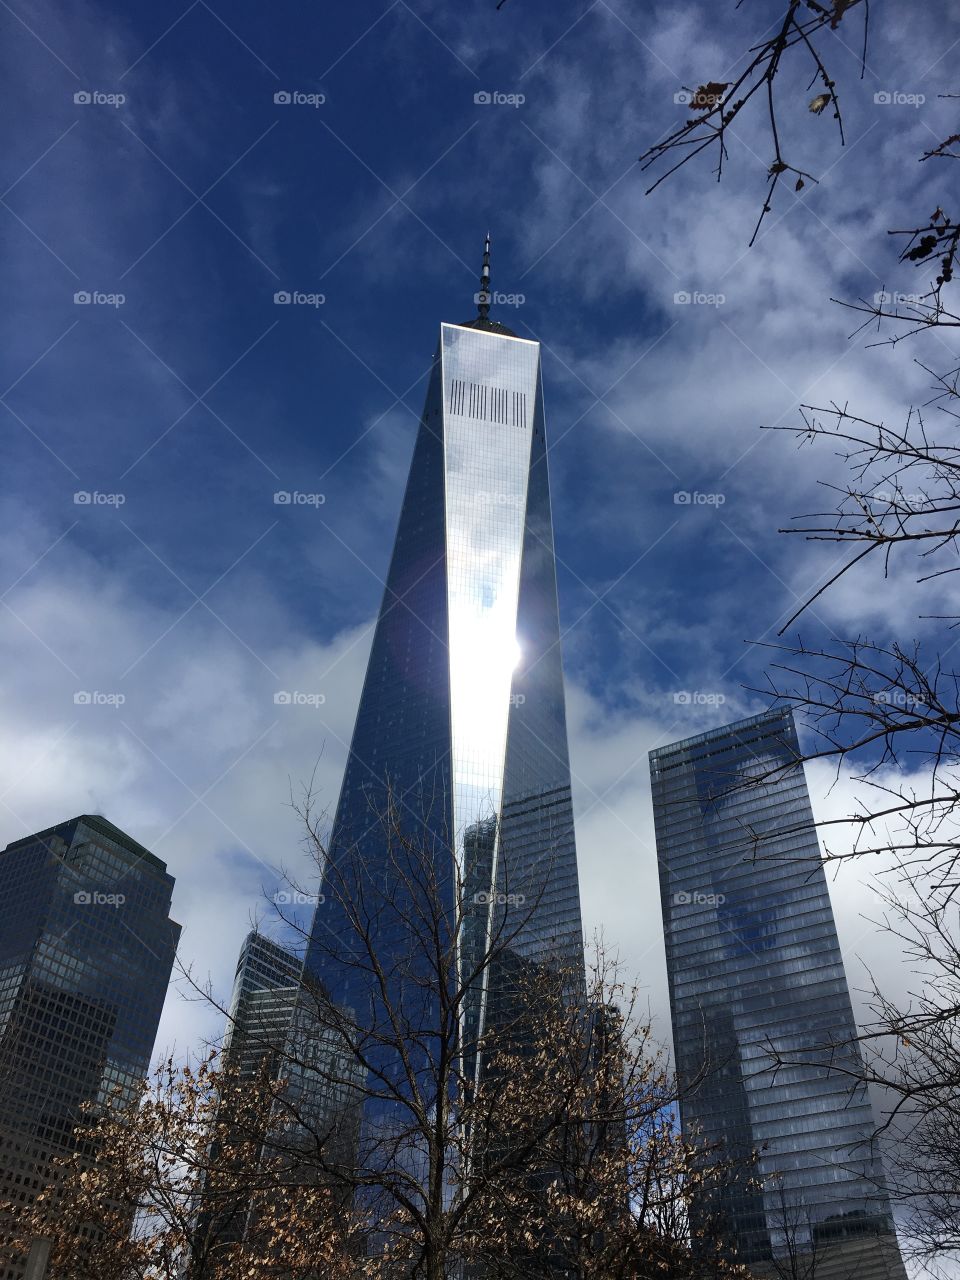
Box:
[4,813,169,875]
[649,705,794,763]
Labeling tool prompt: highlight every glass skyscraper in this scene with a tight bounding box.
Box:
[305,240,585,1135]
[195,932,362,1255]
[0,814,179,1278]
[223,931,362,1148]
[650,708,905,1279]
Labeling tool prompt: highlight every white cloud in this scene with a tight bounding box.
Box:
[0,504,372,1059]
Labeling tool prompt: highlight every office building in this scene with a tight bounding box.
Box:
[650,708,905,1279]
[305,240,586,1151]
[0,814,179,1279]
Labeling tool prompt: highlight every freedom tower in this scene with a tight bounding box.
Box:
[305,240,585,1148]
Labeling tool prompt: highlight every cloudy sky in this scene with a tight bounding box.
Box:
[1,0,956,1068]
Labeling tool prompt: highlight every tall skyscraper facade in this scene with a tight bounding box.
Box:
[649,708,905,1279]
[0,814,179,1279]
[306,242,585,1132]
[224,930,304,1079]
[195,932,361,1255]
[223,931,361,1146]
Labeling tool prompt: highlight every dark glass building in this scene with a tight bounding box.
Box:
[194,932,362,1256]
[0,814,179,1278]
[305,242,586,1148]
[649,708,906,1279]
[223,931,362,1148]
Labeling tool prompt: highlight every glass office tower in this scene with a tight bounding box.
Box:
[305,242,585,1141]
[0,814,179,1278]
[196,932,362,1253]
[650,708,905,1279]
[223,931,362,1147]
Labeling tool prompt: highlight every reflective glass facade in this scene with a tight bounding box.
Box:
[305,318,585,1134]
[650,710,904,1274]
[224,932,362,1141]
[0,814,179,1278]
[201,933,361,1250]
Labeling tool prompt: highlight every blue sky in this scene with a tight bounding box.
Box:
[2,0,957,1057]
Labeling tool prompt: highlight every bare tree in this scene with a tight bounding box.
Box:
[464,952,750,1280]
[4,781,749,1279]
[639,0,863,244]
[635,0,959,277]
[2,1053,370,1280]
[175,783,746,1279]
[720,312,960,1273]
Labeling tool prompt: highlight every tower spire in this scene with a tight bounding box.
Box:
[458,232,515,336]
[477,232,491,320]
